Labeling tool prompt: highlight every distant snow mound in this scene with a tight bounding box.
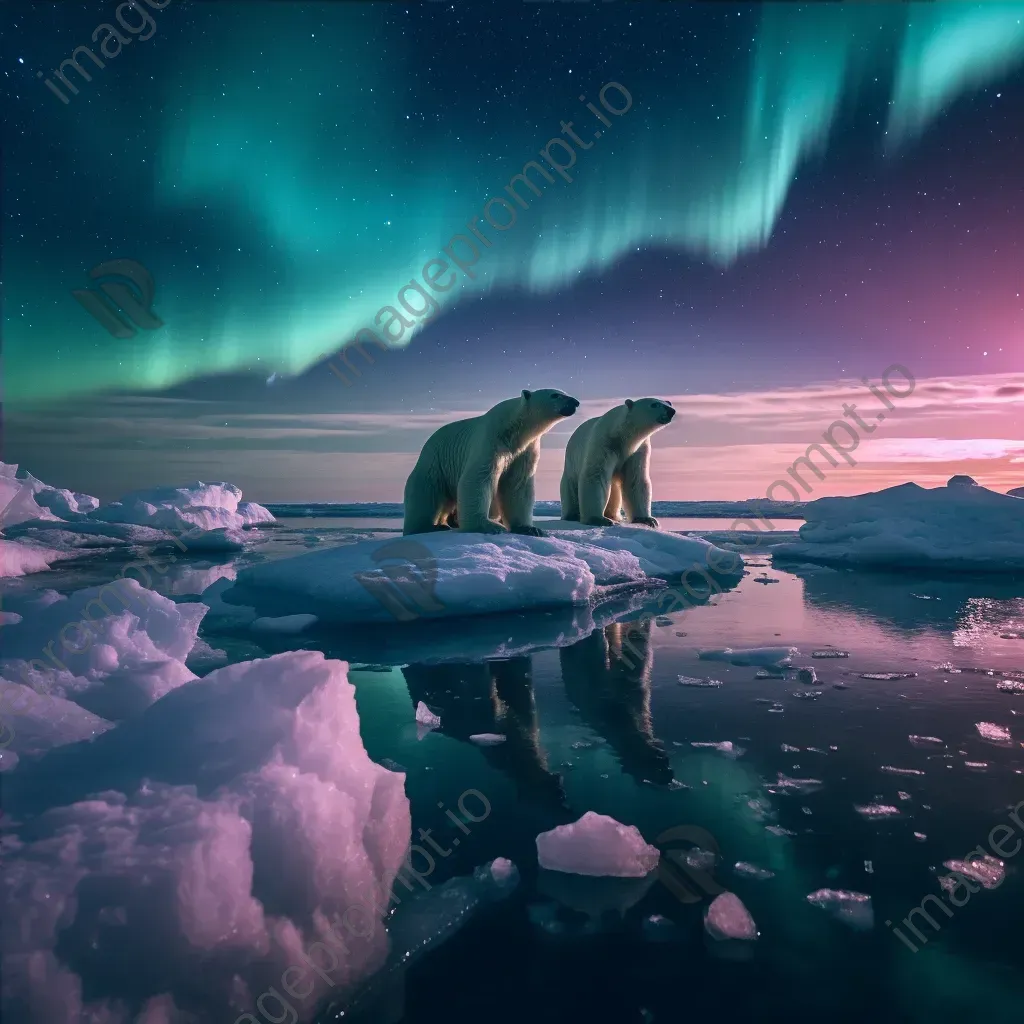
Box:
[216,525,740,625]
[91,481,275,532]
[772,481,1024,572]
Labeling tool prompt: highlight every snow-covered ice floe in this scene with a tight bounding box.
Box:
[806,889,874,930]
[772,479,1024,573]
[704,892,758,941]
[0,465,274,576]
[535,811,661,877]
[1,652,411,1024]
[215,524,742,625]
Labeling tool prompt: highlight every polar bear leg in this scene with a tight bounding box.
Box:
[621,442,657,527]
[498,444,545,536]
[457,452,507,534]
[559,469,580,521]
[603,478,623,521]
[403,470,454,535]
[579,452,618,526]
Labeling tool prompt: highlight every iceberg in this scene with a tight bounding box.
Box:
[535,811,660,877]
[216,525,741,625]
[704,892,758,941]
[772,479,1024,573]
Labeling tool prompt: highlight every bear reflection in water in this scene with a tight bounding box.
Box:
[560,618,674,787]
[401,617,673,811]
[401,657,567,809]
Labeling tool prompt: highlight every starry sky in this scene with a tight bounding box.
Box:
[3,0,1024,502]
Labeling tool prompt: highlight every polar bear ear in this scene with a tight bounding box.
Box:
[625,399,634,409]
[522,389,532,401]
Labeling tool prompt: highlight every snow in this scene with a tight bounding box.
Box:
[704,892,758,941]
[805,889,874,930]
[772,479,1024,573]
[0,538,73,578]
[698,646,798,668]
[535,811,660,877]
[216,525,741,625]
[0,653,411,1024]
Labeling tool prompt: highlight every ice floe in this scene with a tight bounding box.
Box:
[854,803,901,819]
[535,811,660,877]
[942,855,1005,889]
[772,479,1024,573]
[217,525,741,625]
[734,862,775,880]
[698,646,798,668]
[806,889,874,930]
[91,480,273,532]
[975,721,1012,744]
[704,892,758,941]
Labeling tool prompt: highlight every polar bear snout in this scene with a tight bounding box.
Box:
[659,405,676,425]
[559,396,581,417]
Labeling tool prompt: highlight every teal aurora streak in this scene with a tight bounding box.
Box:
[9,1,1024,403]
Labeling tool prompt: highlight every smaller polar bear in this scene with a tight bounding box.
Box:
[560,398,676,528]
[403,388,580,537]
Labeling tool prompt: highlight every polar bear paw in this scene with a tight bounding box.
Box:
[584,515,616,527]
[511,524,547,537]
[631,516,659,529]
[466,520,508,535]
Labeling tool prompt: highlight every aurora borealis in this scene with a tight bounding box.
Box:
[3,1,1024,500]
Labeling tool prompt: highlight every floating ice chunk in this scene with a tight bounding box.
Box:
[0,537,72,578]
[734,862,775,880]
[909,735,945,748]
[250,613,319,634]
[860,672,917,681]
[685,848,717,871]
[781,744,800,753]
[965,761,990,771]
[766,825,796,837]
[806,889,874,930]
[898,791,912,801]
[699,646,798,668]
[880,766,926,777]
[691,740,745,758]
[415,701,441,729]
[812,649,849,659]
[796,667,818,685]
[997,680,1024,694]
[771,480,1024,572]
[942,855,1004,889]
[793,690,823,700]
[771,773,823,795]
[704,892,757,941]
[854,804,900,819]
[914,832,928,842]
[535,811,660,877]
[469,733,506,746]
[976,721,1011,744]
[643,913,678,941]
[678,675,723,688]
[490,857,516,883]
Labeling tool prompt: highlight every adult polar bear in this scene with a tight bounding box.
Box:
[560,398,675,528]
[403,388,580,536]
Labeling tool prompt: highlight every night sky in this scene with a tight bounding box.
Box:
[3,0,1024,501]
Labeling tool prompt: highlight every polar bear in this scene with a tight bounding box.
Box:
[403,388,580,536]
[560,398,675,528]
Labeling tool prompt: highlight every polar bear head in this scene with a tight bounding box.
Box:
[521,388,580,423]
[624,397,676,432]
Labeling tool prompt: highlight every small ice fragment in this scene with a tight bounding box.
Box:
[942,855,1004,889]
[898,791,911,801]
[768,704,785,713]
[766,825,796,837]
[909,735,944,748]
[854,804,900,819]
[685,847,717,871]
[806,889,874,930]
[976,722,1011,743]
[755,668,787,679]
[734,861,775,880]
[880,766,926,777]
[643,913,677,941]
[812,649,849,659]
[860,672,917,680]
[415,701,441,729]
[655,616,673,626]
[781,744,801,753]
[997,680,1024,693]
[535,811,660,877]
[965,761,989,771]
[806,747,828,755]
[832,682,849,690]
[772,773,823,795]
[864,860,873,874]
[677,675,724,688]
[797,667,818,685]
[704,892,758,941]
[794,691,823,700]
[913,832,928,842]
[691,740,745,758]
[667,779,691,791]
[490,857,516,884]
[470,733,506,746]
